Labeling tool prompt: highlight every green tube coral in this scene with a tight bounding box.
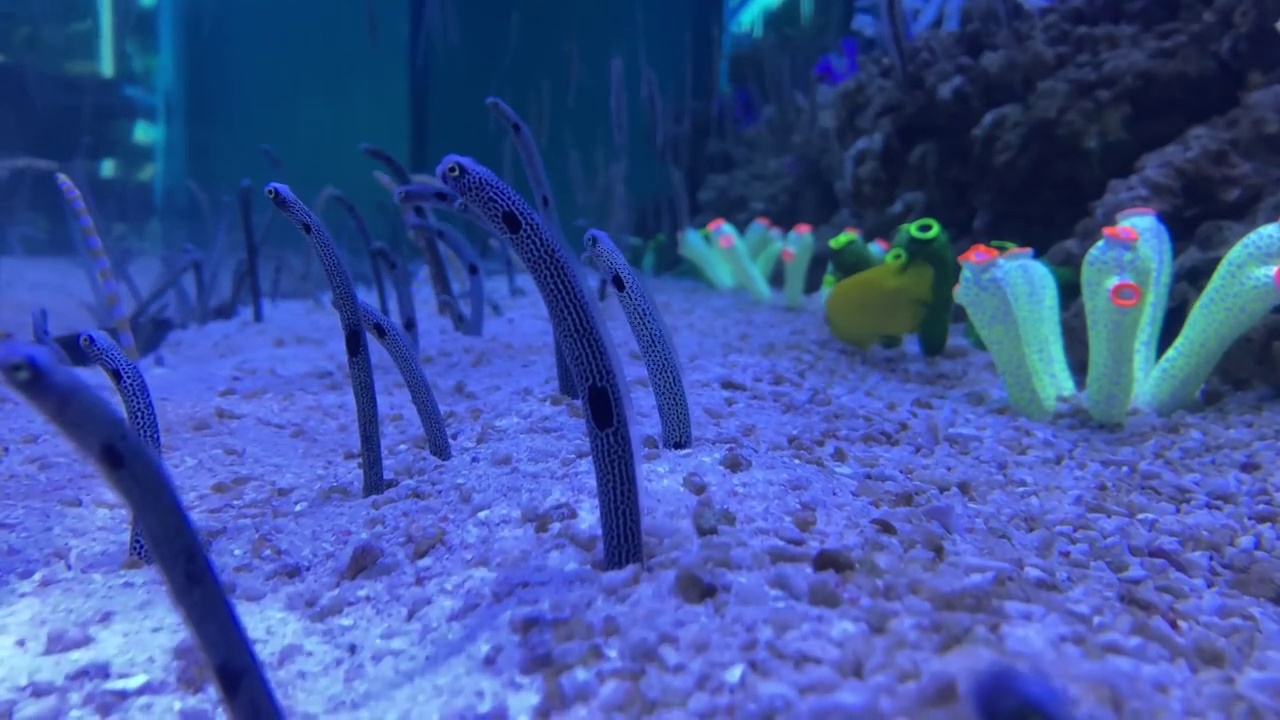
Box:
[1115,208,1174,384]
[893,218,958,357]
[782,223,815,309]
[1136,221,1280,414]
[1080,224,1156,423]
[955,245,1056,420]
[827,227,878,279]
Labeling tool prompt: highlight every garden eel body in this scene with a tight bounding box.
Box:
[236,179,265,323]
[405,215,485,336]
[356,299,452,461]
[54,172,138,359]
[80,330,159,564]
[395,182,523,298]
[359,143,460,323]
[438,155,644,570]
[0,342,281,719]
[370,243,420,352]
[330,190,390,318]
[264,182,386,497]
[485,97,578,399]
[584,230,692,450]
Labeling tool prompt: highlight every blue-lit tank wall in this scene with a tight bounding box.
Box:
[180,0,703,241]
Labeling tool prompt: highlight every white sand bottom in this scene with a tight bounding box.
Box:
[1,257,1279,718]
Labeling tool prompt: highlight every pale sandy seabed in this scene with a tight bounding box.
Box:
[1,256,1279,719]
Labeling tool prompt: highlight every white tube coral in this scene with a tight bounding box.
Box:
[1080,224,1155,424]
[954,245,1057,420]
[743,217,773,258]
[1136,221,1280,414]
[708,218,772,301]
[1000,248,1075,401]
[1083,275,1146,424]
[781,223,815,309]
[1115,208,1174,383]
[753,225,785,279]
[960,211,1278,423]
[678,226,735,290]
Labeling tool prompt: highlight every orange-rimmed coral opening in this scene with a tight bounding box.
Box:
[959,244,1000,265]
[780,247,796,262]
[1272,266,1280,288]
[845,226,862,235]
[1109,280,1142,308]
[706,217,728,232]
[752,216,770,226]
[716,233,734,249]
[1003,247,1033,258]
[1102,225,1140,243]
[872,238,890,250]
[791,223,813,234]
[1116,207,1156,221]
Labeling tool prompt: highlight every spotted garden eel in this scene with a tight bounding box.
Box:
[405,214,485,337]
[264,182,386,497]
[79,330,159,563]
[584,228,692,450]
[0,342,281,719]
[359,142,460,324]
[438,154,644,569]
[370,243,420,352]
[356,299,452,461]
[485,96,579,399]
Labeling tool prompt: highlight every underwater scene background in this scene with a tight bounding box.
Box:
[1,0,1279,717]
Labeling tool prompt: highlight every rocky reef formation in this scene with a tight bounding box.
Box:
[699,0,1280,389]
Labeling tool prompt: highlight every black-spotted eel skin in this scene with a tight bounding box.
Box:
[0,341,282,720]
[79,330,159,564]
[437,154,645,570]
[264,182,386,497]
[584,229,692,450]
[356,299,453,462]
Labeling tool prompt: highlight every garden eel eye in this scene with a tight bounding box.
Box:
[265,186,277,199]
[446,163,461,177]
[79,334,94,349]
[4,358,33,383]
